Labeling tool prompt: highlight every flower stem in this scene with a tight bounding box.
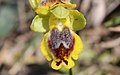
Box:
[69,68,73,75]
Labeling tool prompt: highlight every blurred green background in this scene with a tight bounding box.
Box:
[0,0,120,75]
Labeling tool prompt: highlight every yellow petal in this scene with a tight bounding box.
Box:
[40,32,52,61]
[51,59,62,70]
[49,14,71,31]
[71,31,84,60]
[63,57,75,69]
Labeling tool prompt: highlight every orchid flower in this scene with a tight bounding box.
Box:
[29,0,86,70]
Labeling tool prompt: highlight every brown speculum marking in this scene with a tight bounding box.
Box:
[48,27,74,66]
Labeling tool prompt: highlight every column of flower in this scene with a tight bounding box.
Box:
[29,0,86,70]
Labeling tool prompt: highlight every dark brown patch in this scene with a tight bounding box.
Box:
[63,59,68,65]
[56,61,62,66]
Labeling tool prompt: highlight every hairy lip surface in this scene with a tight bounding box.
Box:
[48,27,74,65]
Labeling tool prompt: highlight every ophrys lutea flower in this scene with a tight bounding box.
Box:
[29,0,86,70]
[30,13,86,70]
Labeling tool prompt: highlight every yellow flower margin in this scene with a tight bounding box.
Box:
[40,29,84,70]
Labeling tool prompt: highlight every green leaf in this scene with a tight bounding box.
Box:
[30,15,49,33]
[50,6,69,18]
[69,10,86,31]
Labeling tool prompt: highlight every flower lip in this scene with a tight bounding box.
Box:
[48,27,75,63]
[40,26,84,69]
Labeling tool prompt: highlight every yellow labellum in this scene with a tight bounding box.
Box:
[40,28,84,70]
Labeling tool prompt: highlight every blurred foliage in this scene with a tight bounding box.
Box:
[28,33,42,46]
[0,5,17,39]
[104,16,120,27]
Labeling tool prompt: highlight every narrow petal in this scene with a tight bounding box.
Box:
[62,57,75,69]
[49,14,71,31]
[40,32,52,61]
[71,31,84,60]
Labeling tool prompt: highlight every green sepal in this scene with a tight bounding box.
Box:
[69,10,86,31]
[29,0,40,10]
[50,6,69,18]
[30,15,49,33]
[35,6,49,15]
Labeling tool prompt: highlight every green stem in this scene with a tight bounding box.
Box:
[69,68,73,75]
